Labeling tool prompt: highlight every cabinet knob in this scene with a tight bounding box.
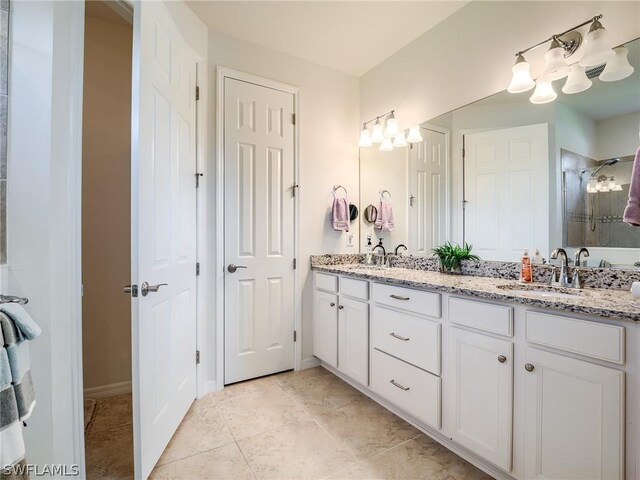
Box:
[525,363,535,372]
[497,355,507,364]
[338,305,344,310]
[330,302,336,307]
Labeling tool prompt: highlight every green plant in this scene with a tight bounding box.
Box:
[431,242,480,274]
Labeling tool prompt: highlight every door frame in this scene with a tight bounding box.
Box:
[215,66,301,389]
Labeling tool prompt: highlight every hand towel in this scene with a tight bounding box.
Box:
[623,146,640,227]
[0,304,41,341]
[332,197,350,232]
[374,201,395,232]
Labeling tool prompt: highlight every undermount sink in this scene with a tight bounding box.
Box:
[497,283,584,299]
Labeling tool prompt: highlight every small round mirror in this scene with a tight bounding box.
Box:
[349,204,359,222]
[364,204,378,224]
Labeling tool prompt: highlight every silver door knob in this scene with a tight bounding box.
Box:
[227,264,248,273]
[140,282,168,297]
[123,284,138,297]
[498,355,507,363]
[525,363,535,372]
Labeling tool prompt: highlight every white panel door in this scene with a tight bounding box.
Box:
[409,128,448,255]
[464,124,548,261]
[448,327,513,472]
[131,1,198,477]
[224,77,295,384]
[338,297,369,385]
[523,348,624,480]
[313,291,338,367]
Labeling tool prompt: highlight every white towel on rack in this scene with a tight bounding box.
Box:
[375,200,395,232]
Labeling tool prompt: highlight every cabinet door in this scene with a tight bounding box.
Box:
[312,290,338,367]
[523,348,624,480]
[338,297,369,385]
[448,327,513,472]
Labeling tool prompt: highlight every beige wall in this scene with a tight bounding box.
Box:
[82,6,132,390]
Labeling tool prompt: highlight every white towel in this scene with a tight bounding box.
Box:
[332,197,350,232]
[374,200,395,232]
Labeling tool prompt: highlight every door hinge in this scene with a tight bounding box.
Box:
[293,258,297,270]
[196,86,200,101]
[293,330,297,342]
[291,113,296,125]
[196,350,201,364]
[195,172,203,188]
[196,262,200,276]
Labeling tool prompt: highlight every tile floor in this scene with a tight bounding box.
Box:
[85,367,492,479]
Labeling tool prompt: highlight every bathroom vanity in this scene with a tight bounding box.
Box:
[311,260,639,480]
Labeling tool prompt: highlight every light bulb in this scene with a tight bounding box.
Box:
[579,18,614,67]
[562,64,592,94]
[541,38,570,80]
[357,125,372,148]
[508,54,535,93]
[392,132,407,148]
[379,138,394,152]
[600,46,634,82]
[384,112,399,138]
[530,78,557,104]
[406,125,423,143]
[371,118,385,144]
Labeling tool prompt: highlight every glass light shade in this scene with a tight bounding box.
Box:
[600,46,635,82]
[507,56,535,93]
[541,43,570,81]
[562,64,592,94]
[357,126,372,148]
[530,79,557,104]
[406,125,423,143]
[371,120,385,144]
[608,177,617,190]
[587,178,598,193]
[379,138,394,152]
[384,114,400,138]
[579,21,614,67]
[392,132,408,147]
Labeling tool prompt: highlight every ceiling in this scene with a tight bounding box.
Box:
[186,1,468,77]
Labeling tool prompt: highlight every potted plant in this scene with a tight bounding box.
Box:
[431,242,480,274]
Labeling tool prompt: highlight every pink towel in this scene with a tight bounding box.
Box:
[375,201,395,232]
[623,147,640,227]
[332,197,350,232]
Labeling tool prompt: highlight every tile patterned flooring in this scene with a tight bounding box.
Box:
[85,367,491,479]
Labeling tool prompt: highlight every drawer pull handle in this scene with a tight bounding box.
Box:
[525,363,535,372]
[330,302,336,307]
[498,355,507,363]
[390,332,410,341]
[338,305,344,310]
[390,379,410,391]
[390,294,410,301]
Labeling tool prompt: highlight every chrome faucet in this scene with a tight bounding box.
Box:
[572,248,589,289]
[550,248,570,287]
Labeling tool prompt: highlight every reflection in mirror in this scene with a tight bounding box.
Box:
[421,36,640,268]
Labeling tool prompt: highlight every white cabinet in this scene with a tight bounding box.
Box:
[523,348,624,480]
[338,297,369,385]
[448,327,513,472]
[313,290,338,368]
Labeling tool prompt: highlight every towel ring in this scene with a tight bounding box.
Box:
[333,185,348,198]
[379,190,391,201]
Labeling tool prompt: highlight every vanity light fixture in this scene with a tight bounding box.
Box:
[406,125,423,144]
[357,110,410,151]
[507,14,626,104]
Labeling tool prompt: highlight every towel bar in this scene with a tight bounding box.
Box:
[0,295,28,305]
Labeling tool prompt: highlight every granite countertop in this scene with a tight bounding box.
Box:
[312,264,640,322]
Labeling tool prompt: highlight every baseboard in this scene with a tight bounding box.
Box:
[301,357,321,370]
[84,381,131,399]
[200,379,220,397]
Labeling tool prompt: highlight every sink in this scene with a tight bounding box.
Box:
[496,283,584,299]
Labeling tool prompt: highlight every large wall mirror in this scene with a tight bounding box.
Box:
[359,37,640,269]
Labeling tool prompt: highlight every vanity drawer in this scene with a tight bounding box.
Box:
[370,348,441,429]
[526,311,625,365]
[449,297,513,337]
[315,272,338,293]
[371,305,440,375]
[371,283,441,318]
[340,277,369,300]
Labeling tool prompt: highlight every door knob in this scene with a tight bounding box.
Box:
[123,284,138,297]
[140,282,168,297]
[525,363,535,372]
[227,264,248,273]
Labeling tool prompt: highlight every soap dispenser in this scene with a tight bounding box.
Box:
[364,235,373,265]
[520,249,533,283]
